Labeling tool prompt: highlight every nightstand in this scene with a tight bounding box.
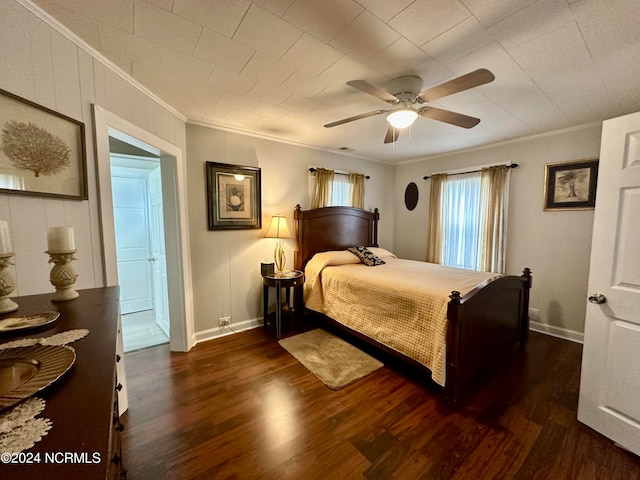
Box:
[262,270,305,339]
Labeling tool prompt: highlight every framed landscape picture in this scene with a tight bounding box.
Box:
[0,88,87,200]
[544,158,599,211]
[206,161,261,230]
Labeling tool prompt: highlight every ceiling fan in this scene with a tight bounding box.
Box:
[324,69,495,144]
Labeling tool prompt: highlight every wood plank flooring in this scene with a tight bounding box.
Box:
[121,324,640,479]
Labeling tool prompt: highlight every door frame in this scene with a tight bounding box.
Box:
[93,105,195,352]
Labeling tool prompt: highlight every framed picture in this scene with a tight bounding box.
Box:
[206,161,261,230]
[0,88,87,200]
[544,158,599,211]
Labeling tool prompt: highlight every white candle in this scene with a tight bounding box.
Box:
[47,226,75,252]
[0,221,12,255]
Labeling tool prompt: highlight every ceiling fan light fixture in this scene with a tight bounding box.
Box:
[386,108,418,129]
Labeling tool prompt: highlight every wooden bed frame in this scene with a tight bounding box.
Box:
[293,205,532,403]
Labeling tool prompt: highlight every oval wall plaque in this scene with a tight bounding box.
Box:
[404,182,418,210]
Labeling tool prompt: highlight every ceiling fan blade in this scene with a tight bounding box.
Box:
[420,107,481,129]
[418,69,495,102]
[324,110,385,128]
[384,125,400,144]
[347,80,399,103]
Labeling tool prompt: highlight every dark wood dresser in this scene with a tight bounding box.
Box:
[0,287,126,479]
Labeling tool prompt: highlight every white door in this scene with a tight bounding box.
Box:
[578,111,640,455]
[148,167,170,337]
[111,167,154,314]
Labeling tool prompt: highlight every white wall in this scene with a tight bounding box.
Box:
[394,125,602,340]
[1,0,599,344]
[0,0,186,296]
[186,123,395,337]
[0,0,393,343]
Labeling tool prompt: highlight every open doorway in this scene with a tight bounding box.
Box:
[110,140,170,351]
[93,105,195,353]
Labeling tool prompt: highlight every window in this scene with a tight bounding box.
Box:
[442,172,482,270]
[427,165,510,273]
[309,168,365,209]
[332,174,351,206]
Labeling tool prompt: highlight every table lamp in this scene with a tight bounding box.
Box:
[265,215,292,272]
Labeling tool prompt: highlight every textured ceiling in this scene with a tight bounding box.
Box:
[31,0,640,163]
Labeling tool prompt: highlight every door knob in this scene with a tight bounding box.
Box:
[588,293,607,304]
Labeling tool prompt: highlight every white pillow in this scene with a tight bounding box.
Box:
[366,247,396,259]
[310,250,362,266]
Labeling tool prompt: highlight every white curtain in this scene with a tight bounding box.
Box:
[442,172,482,270]
[333,174,350,206]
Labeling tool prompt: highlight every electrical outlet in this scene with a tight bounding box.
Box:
[528,308,540,321]
[219,316,230,326]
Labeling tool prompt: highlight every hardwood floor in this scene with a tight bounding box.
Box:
[121,323,640,479]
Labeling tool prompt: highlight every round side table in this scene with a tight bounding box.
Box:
[262,270,304,339]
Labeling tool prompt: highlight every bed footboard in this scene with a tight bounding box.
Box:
[445,268,532,403]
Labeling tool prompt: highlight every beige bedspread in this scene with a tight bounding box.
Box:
[304,250,499,386]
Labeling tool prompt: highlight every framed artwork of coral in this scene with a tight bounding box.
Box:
[0,88,87,200]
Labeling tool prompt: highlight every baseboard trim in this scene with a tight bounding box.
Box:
[195,317,263,344]
[195,317,584,345]
[530,320,584,344]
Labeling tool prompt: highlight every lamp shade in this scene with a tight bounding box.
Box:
[264,215,292,239]
[386,108,418,129]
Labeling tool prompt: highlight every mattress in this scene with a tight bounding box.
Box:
[303,249,499,386]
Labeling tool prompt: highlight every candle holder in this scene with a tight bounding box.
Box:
[0,253,18,313]
[46,250,79,301]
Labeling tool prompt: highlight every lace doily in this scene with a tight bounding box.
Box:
[0,329,90,453]
[0,337,39,349]
[39,329,89,346]
[0,398,52,453]
[0,329,89,350]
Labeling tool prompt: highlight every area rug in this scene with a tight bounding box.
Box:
[279,329,383,390]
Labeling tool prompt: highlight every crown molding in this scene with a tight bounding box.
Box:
[397,121,602,165]
[17,3,390,165]
[17,0,187,122]
[15,1,603,169]
[187,119,393,165]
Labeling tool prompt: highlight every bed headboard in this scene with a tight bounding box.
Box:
[294,205,379,270]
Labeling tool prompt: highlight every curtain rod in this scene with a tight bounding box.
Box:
[309,167,370,179]
[423,163,518,180]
